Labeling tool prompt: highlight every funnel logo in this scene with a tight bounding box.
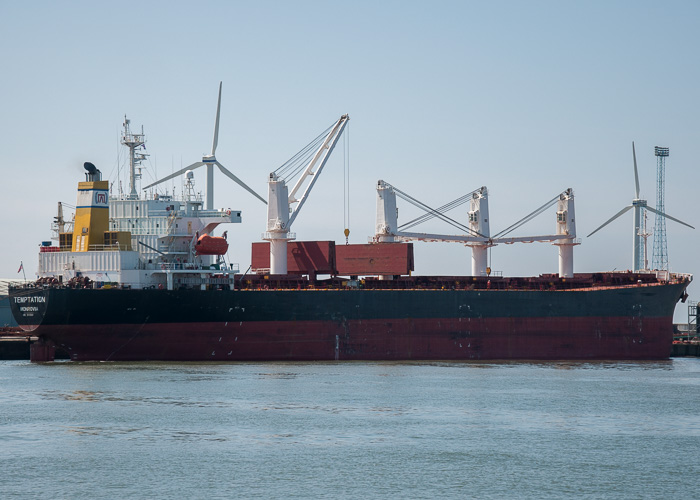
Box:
[77,189,109,209]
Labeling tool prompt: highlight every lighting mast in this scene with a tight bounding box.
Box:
[652,146,669,270]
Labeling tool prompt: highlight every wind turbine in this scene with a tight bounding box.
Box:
[143,82,267,209]
[588,141,693,271]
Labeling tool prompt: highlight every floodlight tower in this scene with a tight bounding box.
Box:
[651,146,669,270]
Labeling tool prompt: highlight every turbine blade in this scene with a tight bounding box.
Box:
[632,141,640,199]
[212,81,222,155]
[215,162,267,205]
[143,161,205,190]
[587,205,633,237]
[645,206,695,230]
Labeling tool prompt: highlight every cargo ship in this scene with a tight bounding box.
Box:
[8,91,692,362]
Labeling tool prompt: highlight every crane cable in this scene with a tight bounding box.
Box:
[389,184,485,238]
[343,123,350,244]
[274,123,335,182]
[492,192,563,238]
[399,189,479,231]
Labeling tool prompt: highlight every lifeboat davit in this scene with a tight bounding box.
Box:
[194,234,229,256]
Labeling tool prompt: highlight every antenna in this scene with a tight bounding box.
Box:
[121,115,148,199]
[185,170,196,201]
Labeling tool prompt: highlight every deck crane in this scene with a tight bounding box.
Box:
[264,114,350,274]
[374,181,578,278]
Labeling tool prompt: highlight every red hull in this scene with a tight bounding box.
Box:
[44,316,672,362]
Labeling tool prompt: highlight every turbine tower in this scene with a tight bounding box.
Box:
[143,82,266,209]
[651,146,669,270]
[587,142,694,271]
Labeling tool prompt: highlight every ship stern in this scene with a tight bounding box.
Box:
[9,286,49,332]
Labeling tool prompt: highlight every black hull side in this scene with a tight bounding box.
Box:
[10,282,689,361]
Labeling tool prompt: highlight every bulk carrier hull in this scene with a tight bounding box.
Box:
[13,110,693,363]
[10,278,689,362]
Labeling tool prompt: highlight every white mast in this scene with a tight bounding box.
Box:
[466,187,491,276]
[553,188,578,278]
[375,180,398,243]
[374,180,400,280]
[120,116,148,199]
[265,175,293,275]
[55,202,65,233]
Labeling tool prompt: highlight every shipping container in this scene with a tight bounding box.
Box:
[252,241,336,275]
[335,243,414,276]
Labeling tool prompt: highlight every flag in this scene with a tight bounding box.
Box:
[17,262,23,273]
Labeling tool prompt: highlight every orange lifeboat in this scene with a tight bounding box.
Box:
[194,234,229,255]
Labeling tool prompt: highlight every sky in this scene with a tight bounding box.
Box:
[1,1,699,321]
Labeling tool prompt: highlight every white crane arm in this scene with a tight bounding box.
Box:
[493,235,571,244]
[287,115,349,228]
[392,231,489,244]
[391,231,571,245]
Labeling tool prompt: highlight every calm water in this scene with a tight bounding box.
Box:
[1,359,699,499]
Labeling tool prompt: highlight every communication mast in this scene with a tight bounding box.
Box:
[121,116,148,199]
[652,146,669,270]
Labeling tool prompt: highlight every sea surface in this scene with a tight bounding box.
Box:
[1,359,699,499]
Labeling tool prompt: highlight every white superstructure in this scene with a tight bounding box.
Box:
[36,101,261,290]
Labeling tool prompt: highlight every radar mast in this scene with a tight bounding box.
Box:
[121,116,148,199]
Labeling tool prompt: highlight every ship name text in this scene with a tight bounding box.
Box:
[14,296,46,304]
